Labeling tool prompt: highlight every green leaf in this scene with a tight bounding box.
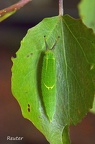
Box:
[11,15,95,144]
[78,0,95,32]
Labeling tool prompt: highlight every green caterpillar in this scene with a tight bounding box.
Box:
[41,36,59,121]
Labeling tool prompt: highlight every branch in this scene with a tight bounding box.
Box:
[0,0,32,22]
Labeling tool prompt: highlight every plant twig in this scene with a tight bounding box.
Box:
[59,0,64,16]
[0,0,32,17]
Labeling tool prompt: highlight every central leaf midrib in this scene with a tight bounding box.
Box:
[60,18,70,120]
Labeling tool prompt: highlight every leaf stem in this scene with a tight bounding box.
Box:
[59,0,64,16]
[62,126,70,144]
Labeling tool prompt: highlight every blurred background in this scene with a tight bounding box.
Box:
[0,0,95,144]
